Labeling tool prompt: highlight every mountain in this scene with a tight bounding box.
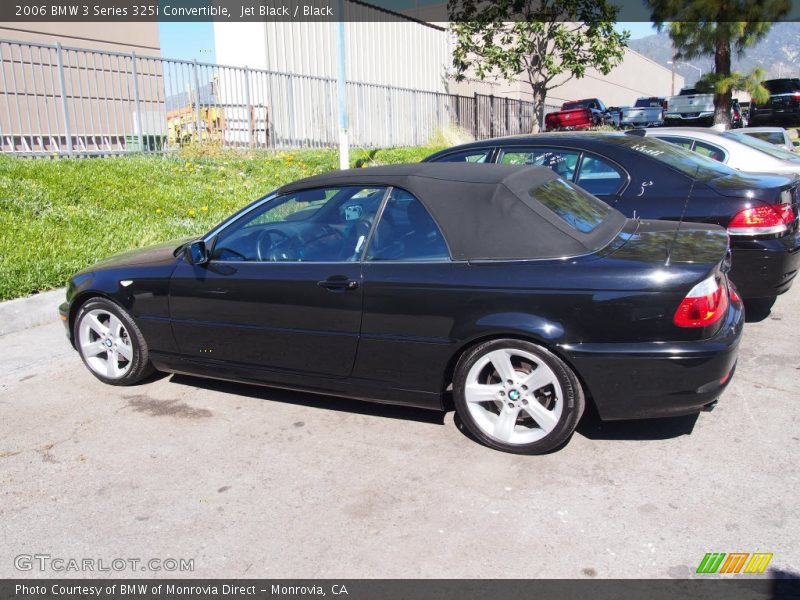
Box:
[628,22,800,87]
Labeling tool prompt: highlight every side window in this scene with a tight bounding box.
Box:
[499,148,580,180]
[434,149,492,163]
[575,155,626,196]
[367,189,450,262]
[692,141,727,162]
[210,186,386,262]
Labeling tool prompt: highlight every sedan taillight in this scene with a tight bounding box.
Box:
[727,203,795,236]
[674,275,729,328]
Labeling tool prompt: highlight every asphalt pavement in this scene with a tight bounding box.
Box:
[1,286,798,579]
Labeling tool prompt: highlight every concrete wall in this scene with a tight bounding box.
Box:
[449,48,685,109]
[214,4,449,92]
[0,22,160,55]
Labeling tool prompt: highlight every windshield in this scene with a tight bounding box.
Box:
[723,131,800,163]
[612,135,739,179]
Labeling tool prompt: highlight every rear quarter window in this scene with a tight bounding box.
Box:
[532,178,614,234]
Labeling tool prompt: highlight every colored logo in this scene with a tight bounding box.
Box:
[696,552,773,574]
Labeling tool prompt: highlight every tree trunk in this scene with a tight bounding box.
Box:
[713,37,732,128]
[530,87,547,133]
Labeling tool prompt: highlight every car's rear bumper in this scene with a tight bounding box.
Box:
[559,295,744,420]
[664,112,714,125]
[545,124,593,132]
[621,120,663,128]
[750,108,800,125]
[729,231,800,300]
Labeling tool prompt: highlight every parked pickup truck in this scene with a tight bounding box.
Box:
[664,88,715,125]
[619,97,665,128]
[544,98,614,131]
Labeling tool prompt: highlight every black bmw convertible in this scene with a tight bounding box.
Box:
[60,164,743,454]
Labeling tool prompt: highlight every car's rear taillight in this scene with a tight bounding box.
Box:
[729,282,741,303]
[674,275,729,328]
[727,203,794,236]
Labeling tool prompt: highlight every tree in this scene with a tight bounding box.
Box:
[449,0,629,133]
[647,1,790,126]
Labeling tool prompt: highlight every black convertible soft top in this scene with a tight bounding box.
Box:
[278,163,627,260]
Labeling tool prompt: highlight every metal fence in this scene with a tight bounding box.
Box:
[0,38,557,157]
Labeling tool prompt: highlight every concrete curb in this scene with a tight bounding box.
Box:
[0,288,65,337]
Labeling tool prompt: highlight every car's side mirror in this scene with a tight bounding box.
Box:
[184,240,208,265]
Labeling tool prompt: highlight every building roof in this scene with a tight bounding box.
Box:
[278,163,626,261]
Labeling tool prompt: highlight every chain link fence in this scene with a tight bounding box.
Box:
[0,38,559,157]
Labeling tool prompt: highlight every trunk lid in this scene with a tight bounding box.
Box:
[705,171,797,200]
[603,219,730,268]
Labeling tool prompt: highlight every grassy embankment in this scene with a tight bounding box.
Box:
[0,145,442,301]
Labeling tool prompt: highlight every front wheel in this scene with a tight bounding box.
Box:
[453,339,584,454]
[74,298,154,385]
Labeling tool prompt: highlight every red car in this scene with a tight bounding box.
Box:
[545,98,614,131]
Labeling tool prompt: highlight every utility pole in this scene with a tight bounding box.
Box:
[336,0,349,170]
[670,48,676,95]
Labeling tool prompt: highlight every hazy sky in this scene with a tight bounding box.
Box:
[616,22,660,39]
[159,22,216,62]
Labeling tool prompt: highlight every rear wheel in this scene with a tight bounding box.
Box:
[453,339,584,454]
[74,298,154,385]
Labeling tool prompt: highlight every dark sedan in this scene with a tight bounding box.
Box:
[424,133,800,305]
[60,164,743,454]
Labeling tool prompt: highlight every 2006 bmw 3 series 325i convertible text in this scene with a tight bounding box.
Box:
[60,164,743,454]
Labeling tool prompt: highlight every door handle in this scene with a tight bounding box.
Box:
[317,277,359,291]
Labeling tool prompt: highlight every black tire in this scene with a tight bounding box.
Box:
[453,339,584,454]
[73,297,154,386]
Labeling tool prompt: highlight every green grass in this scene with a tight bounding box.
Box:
[0,145,443,301]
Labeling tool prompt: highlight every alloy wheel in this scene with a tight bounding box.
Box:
[77,308,134,379]
[464,347,563,445]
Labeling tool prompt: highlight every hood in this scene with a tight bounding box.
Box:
[84,237,193,273]
[706,171,797,200]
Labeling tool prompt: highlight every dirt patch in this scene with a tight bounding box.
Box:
[123,395,212,419]
[37,443,59,463]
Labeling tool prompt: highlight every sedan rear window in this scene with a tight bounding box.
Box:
[744,131,786,145]
[723,131,800,163]
[764,79,800,94]
[532,178,614,234]
[611,135,739,180]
